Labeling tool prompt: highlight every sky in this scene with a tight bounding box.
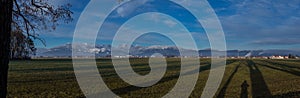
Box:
[35,0,300,50]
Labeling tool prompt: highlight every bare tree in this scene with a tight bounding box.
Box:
[10,30,35,59]
[0,0,73,97]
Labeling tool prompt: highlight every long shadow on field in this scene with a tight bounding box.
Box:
[11,67,74,72]
[255,61,300,76]
[9,76,76,83]
[217,62,241,98]
[247,60,272,98]
[271,91,300,97]
[109,60,236,96]
[264,60,300,70]
[98,61,183,78]
[91,60,236,97]
[96,61,182,97]
[109,65,208,96]
[180,60,236,76]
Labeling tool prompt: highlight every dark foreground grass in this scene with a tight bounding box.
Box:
[7,58,300,97]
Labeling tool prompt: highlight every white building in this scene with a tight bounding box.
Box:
[270,55,284,59]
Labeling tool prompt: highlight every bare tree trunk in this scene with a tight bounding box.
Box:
[0,0,13,97]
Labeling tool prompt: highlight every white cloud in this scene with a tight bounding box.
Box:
[116,0,148,17]
[217,0,300,47]
[163,20,177,27]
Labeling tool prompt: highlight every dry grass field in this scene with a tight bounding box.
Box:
[7,58,300,97]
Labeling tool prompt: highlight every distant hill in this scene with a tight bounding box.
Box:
[35,43,300,58]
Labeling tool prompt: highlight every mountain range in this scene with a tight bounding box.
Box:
[35,43,300,58]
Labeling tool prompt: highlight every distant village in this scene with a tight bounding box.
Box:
[227,54,299,59]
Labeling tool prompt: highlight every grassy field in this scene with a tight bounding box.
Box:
[7,58,300,97]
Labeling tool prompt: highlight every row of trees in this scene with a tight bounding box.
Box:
[288,54,298,59]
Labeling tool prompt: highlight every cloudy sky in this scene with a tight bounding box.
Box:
[36,0,300,50]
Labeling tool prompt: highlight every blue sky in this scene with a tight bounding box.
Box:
[36,0,300,50]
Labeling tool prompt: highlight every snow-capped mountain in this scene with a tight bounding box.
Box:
[36,43,112,57]
[35,43,300,57]
[35,43,192,57]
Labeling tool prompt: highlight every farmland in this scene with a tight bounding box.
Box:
[7,58,300,97]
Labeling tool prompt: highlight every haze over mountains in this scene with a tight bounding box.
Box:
[35,43,300,58]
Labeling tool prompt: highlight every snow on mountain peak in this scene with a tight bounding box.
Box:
[34,43,300,57]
